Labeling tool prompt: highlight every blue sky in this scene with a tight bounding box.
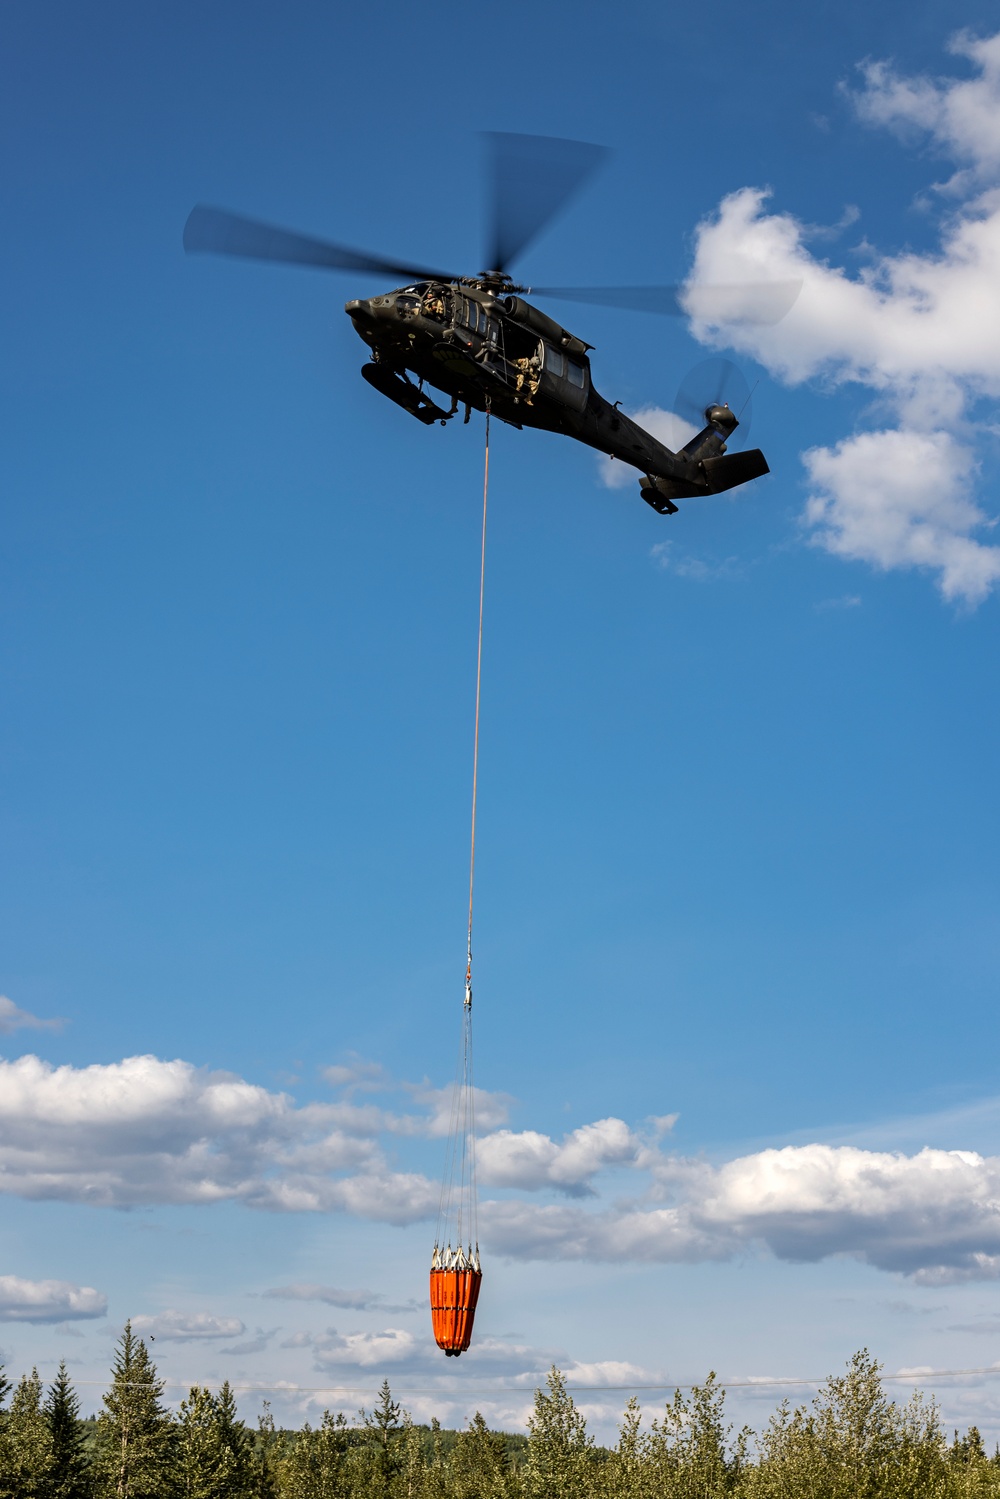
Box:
[5,0,1000,1441]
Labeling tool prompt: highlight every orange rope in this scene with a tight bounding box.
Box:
[465,403,490,1012]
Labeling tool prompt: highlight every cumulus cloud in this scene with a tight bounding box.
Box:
[13,1046,1000,1284]
[676,31,1000,603]
[0,1276,106,1323]
[131,1310,245,1341]
[483,1141,1000,1284]
[851,32,1000,190]
[0,1052,434,1219]
[0,997,63,1035]
[478,1118,643,1196]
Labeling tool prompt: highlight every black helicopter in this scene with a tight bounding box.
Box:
[184,134,796,515]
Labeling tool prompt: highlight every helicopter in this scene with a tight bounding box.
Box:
[184,134,797,515]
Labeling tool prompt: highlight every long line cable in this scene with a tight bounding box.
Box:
[466,402,490,1014]
[434,405,490,1255]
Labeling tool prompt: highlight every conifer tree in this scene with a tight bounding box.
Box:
[279,1409,350,1499]
[0,1368,55,1499]
[421,1415,450,1499]
[525,1366,593,1499]
[215,1380,254,1497]
[92,1321,173,1499]
[45,1361,91,1499]
[253,1402,283,1499]
[174,1382,252,1498]
[359,1380,403,1493]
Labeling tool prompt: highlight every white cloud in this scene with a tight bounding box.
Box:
[0,997,62,1035]
[221,1328,278,1356]
[402,1083,513,1138]
[478,1118,642,1196]
[0,1052,434,1219]
[131,1310,245,1341]
[678,32,1000,603]
[483,1141,1000,1283]
[851,32,1000,189]
[598,408,700,489]
[12,1048,1000,1285]
[312,1327,421,1370]
[263,1284,377,1309]
[322,1057,389,1093]
[0,1275,106,1323]
[650,542,743,582]
[803,428,1000,603]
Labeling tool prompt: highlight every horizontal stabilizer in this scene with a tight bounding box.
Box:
[701,449,769,493]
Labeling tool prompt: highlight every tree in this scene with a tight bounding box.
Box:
[356,1380,403,1495]
[524,1367,593,1499]
[601,1397,649,1499]
[452,1410,518,1499]
[646,1374,746,1499]
[214,1382,255,1497]
[92,1321,173,1499]
[252,1402,285,1499]
[176,1382,253,1499]
[0,1368,55,1499]
[45,1361,91,1499]
[278,1410,351,1499]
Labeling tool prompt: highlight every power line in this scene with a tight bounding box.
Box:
[55,1364,1000,1399]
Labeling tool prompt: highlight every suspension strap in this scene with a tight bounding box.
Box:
[465,402,490,1012]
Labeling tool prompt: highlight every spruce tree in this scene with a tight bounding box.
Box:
[253,1402,283,1499]
[214,1381,254,1497]
[93,1321,173,1499]
[353,1379,404,1499]
[280,1409,350,1499]
[0,1368,55,1499]
[45,1361,91,1499]
[177,1386,222,1499]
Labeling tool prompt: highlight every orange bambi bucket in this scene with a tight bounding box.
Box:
[430,1262,482,1356]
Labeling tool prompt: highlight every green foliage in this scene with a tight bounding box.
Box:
[92,1321,174,1499]
[0,1343,998,1498]
[177,1381,254,1498]
[451,1410,520,1499]
[525,1366,595,1499]
[46,1360,91,1499]
[277,1410,351,1499]
[0,1368,54,1499]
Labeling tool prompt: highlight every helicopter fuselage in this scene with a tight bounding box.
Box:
[345,280,769,514]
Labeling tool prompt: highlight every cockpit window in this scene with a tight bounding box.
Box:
[462,299,488,335]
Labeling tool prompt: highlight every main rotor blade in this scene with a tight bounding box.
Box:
[530,280,802,325]
[484,133,609,275]
[183,205,458,283]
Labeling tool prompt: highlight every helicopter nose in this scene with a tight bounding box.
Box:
[345,298,374,322]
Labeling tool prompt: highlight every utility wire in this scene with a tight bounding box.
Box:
[60,1364,1000,1398]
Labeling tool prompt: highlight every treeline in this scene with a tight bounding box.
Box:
[2,1328,999,1498]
